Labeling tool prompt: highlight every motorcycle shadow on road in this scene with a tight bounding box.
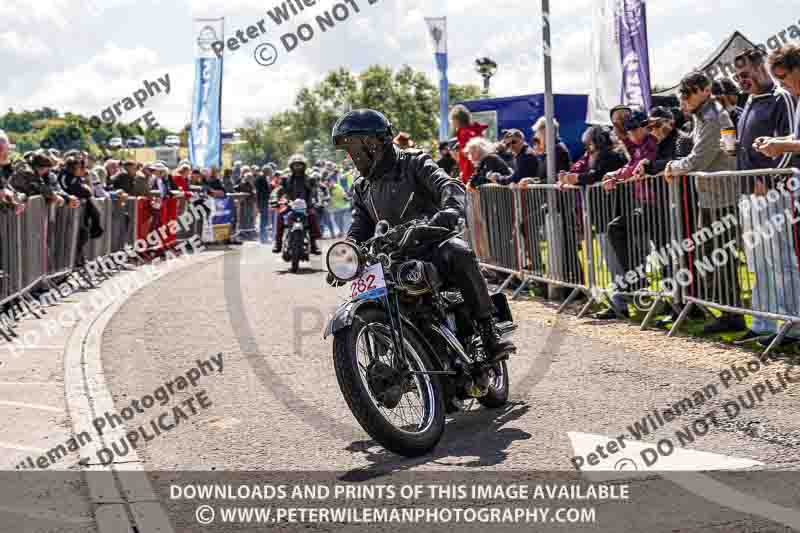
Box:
[274,267,327,275]
[340,401,532,482]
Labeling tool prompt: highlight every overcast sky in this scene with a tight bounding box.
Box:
[1,0,797,131]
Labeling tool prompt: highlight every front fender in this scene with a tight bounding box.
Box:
[323,298,380,339]
[322,302,449,373]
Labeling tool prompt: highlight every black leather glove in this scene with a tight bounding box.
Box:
[326,272,347,287]
[429,208,460,230]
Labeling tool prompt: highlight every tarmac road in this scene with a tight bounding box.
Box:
[77,242,800,530]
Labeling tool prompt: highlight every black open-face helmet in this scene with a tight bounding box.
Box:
[287,153,307,175]
[331,109,394,178]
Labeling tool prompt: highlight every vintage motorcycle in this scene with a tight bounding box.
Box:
[279,198,312,273]
[324,218,516,457]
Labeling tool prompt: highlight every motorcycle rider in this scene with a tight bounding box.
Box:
[272,153,322,255]
[328,109,515,362]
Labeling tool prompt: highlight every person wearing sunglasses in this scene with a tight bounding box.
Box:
[665,71,744,335]
[502,129,539,184]
[750,45,800,161]
[435,141,458,178]
[730,47,795,172]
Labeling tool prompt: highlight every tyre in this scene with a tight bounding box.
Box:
[332,307,446,457]
[477,361,509,408]
[289,231,302,273]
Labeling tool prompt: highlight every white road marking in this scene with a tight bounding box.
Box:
[64,254,221,532]
[0,382,59,386]
[568,431,764,471]
[0,441,47,453]
[0,400,61,413]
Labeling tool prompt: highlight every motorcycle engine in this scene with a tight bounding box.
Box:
[396,260,431,295]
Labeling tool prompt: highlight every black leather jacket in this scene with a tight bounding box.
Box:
[348,146,465,243]
[279,174,315,206]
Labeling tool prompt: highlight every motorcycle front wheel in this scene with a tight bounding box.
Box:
[333,307,445,457]
[289,230,303,273]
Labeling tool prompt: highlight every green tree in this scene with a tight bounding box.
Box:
[448,83,484,105]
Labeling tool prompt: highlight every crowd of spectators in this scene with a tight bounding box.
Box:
[0,131,358,255]
[449,43,800,345]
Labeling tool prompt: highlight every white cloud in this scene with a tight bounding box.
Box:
[651,32,716,88]
[2,0,797,132]
[0,32,50,59]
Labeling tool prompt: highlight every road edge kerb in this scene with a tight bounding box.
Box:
[64,251,225,533]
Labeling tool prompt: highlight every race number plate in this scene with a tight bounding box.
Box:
[350,263,387,301]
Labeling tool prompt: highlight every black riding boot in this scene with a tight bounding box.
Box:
[310,238,321,255]
[477,318,515,362]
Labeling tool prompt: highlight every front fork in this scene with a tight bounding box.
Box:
[381,290,410,375]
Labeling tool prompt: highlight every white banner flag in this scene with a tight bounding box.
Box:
[425,17,447,55]
[586,0,623,125]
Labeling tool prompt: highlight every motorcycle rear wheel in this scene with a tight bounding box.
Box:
[333,307,445,457]
[477,361,509,408]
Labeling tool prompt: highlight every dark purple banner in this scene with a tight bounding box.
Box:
[617,0,652,111]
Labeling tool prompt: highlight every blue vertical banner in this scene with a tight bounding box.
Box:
[617,0,652,111]
[190,18,224,169]
[425,17,449,141]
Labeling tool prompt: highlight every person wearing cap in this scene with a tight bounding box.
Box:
[11,151,77,208]
[602,110,657,187]
[503,129,539,184]
[150,163,176,199]
[0,129,23,212]
[596,110,659,317]
[494,138,515,168]
[634,107,679,176]
[665,70,743,335]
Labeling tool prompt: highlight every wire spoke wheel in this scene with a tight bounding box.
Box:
[332,306,446,457]
[356,324,434,434]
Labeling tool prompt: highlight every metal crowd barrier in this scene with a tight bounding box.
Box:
[229,192,257,240]
[0,191,207,342]
[86,198,114,266]
[668,168,800,353]
[582,175,682,327]
[467,168,800,355]
[467,183,594,311]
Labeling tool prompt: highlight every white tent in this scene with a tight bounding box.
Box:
[654,31,758,96]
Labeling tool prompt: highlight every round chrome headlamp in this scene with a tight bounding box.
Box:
[326,241,362,282]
